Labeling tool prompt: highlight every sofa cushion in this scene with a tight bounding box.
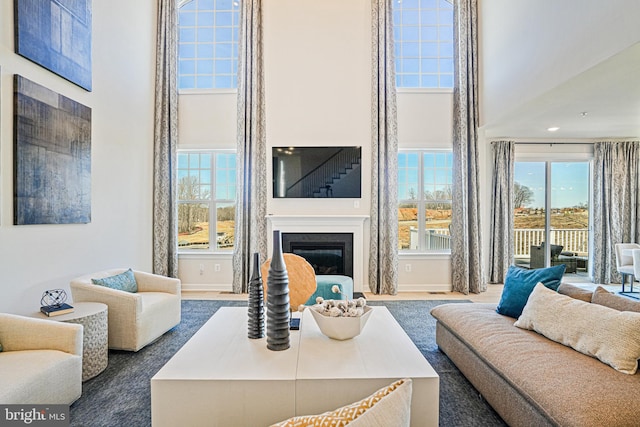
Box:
[92,268,138,293]
[592,286,640,312]
[496,264,565,318]
[271,378,412,427]
[557,282,593,302]
[515,283,640,374]
[0,349,82,404]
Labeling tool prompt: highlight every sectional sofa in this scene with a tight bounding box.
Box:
[431,283,640,427]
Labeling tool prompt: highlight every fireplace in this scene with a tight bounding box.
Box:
[282,233,353,278]
[266,215,368,292]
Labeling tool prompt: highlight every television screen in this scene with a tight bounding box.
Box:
[272,146,361,198]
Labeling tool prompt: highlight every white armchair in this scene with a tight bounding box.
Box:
[615,243,640,293]
[0,313,83,404]
[70,269,181,351]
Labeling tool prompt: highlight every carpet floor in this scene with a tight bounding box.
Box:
[70,299,506,426]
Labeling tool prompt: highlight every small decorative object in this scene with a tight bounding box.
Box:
[266,230,290,351]
[40,289,74,317]
[248,252,265,339]
[307,297,372,340]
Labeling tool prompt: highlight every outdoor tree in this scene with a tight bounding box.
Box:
[513,182,533,208]
[178,176,210,234]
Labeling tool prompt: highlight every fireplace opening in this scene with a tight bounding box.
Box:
[282,233,353,278]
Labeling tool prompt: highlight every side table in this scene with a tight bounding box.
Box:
[35,302,108,381]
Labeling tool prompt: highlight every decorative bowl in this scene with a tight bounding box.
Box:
[309,306,373,340]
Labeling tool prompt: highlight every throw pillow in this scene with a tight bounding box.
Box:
[496,264,565,318]
[592,286,640,312]
[91,269,138,293]
[270,378,412,427]
[515,283,640,374]
[557,283,593,302]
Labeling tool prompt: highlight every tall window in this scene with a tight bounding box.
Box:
[177,151,236,251]
[398,150,453,252]
[178,0,240,90]
[393,0,454,88]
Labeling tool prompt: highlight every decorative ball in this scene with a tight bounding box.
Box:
[40,289,68,308]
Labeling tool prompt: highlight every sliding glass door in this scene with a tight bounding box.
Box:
[513,161,591,277]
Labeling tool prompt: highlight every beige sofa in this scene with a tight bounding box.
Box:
[70,269,181,351]
[0,313,83,404]
[431,284,640,427]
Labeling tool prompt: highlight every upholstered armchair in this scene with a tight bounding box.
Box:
[70,269,181,351]
[615,243,640,293]
[0,313,83,404]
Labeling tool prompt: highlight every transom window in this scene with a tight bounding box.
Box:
[178,0,240,90]
[398,150,453,252]
[177,151,236,251]
[393,0,454,89]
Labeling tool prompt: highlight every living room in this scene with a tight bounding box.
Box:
[1,0,639,426]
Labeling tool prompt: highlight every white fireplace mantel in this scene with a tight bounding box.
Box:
[266,215,369,292]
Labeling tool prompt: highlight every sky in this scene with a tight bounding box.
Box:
[514,162,590,209]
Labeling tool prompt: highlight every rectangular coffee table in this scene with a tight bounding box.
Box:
[151,307,438,427]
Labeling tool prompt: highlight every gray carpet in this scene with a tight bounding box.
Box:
[70,299,506,426]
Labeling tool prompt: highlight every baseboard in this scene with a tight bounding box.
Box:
[181,283,233,292]
[397,283,452,293]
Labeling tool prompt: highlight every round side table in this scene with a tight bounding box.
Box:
[35,302,108,381]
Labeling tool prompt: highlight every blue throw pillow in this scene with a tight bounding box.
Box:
[496,264,565,318]
[91,269,138,293]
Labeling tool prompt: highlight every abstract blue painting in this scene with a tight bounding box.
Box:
[14,75,91,225]
[15,0,92,91]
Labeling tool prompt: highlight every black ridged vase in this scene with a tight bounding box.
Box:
[266,230,290,351]
[247,252,265,339]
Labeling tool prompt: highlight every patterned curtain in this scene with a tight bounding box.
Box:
[593,141,640,284]
[369,0,399,295]
[450,0,485,294]
[232,0,268,293]
[152,0,178,278]
[488,141,514,283]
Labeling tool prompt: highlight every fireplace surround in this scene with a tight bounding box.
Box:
[266,215,368,292]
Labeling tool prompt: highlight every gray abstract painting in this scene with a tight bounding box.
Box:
[14,75,91,225]
[15,0,92,91]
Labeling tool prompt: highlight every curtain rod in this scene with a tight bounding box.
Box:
[514,142,594,145]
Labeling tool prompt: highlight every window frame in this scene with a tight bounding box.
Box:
[177,0,240,93]
[398,148,453,254]
[393,0,454,90]
[177,149,237,254]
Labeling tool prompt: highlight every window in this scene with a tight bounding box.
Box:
[393,0,454,88]
[177,151,236,251]
[178,0,240,90]
[398,150,453,251]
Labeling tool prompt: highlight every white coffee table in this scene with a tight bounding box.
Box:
[151,307,439,427]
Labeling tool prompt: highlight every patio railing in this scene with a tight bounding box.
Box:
[408,227,589,256]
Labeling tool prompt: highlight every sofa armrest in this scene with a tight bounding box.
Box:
[134,271,181,295]
[70,281,142,314]
[0,313,83,356]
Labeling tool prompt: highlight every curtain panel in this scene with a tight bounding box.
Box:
[450,0,485,294]
[232,0,268,293]
[369,0,399,295]
[593,141,640,284]
[488,141,514,283]
[152,0,178,278]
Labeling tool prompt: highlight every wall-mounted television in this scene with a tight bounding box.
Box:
[272,146,362,198]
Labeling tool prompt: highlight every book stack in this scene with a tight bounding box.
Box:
[40,303,74,317]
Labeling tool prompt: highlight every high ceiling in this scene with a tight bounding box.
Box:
[481,43,640,140]
[479,0,640,141]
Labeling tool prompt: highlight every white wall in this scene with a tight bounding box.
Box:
[0,0,156,314]
[177,0,455,292]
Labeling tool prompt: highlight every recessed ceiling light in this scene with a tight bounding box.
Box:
[547,127,560,132]
[580,112,588,117]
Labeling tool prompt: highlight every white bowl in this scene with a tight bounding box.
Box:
[309,306,373,340]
